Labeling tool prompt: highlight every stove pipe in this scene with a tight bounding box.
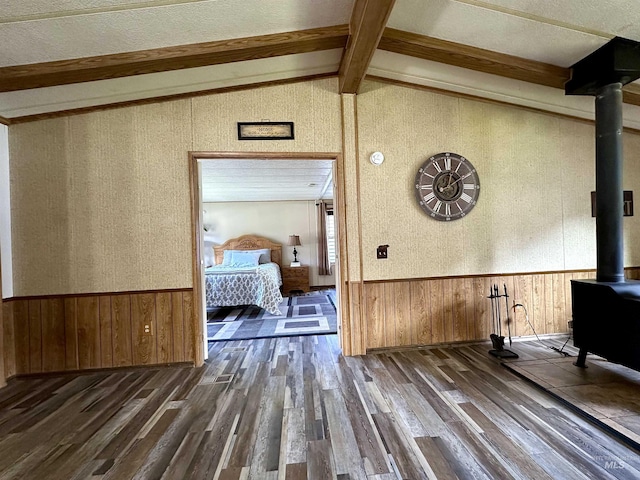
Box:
[595,83,624,283]
[565,36,640,283]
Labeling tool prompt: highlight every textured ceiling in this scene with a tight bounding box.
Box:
[387,0,614,67]
[0,0,352,65]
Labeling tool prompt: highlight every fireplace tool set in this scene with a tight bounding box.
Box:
[487,284,519,359]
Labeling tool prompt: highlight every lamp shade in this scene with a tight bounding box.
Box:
[288,235,301,246]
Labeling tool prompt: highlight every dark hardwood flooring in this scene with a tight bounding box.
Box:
[0,335,638,479]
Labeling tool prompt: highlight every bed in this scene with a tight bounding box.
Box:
[205,235,284,315]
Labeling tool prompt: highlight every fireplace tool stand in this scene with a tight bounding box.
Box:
[488,284,519,359]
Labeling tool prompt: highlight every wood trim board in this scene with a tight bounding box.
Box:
[0,25,349,93]
[189,152,349,356]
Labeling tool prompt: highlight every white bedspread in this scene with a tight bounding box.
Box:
[205,262,283,315]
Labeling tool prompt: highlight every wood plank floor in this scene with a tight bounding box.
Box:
[0,335,638,479]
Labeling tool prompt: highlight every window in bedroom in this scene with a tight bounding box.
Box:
[326,208,336,264]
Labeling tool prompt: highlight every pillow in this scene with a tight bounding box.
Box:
[245,248,272,264]
[221,250,235,266]
[229,250,261,267]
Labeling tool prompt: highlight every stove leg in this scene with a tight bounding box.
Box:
[574,348,588,368]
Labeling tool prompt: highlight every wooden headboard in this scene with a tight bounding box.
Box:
[213,234,282,267]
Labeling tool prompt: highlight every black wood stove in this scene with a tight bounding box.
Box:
[566,37,640,370]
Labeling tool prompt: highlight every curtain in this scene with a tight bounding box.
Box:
[317,200,332,275]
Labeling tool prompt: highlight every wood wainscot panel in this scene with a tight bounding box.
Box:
[409,280,430,345]
[392,282,412,347]
[41,298,66,372]
[131,293,157,366]
[77,296,101,370]
[365,283,385,349]
[2,301,14,381]
[99,296,113,368]
[4,288,194,377]
[112,294,133,367]
[13,300,29,375]
[182,291,195,364]
[429,279,445,345]
[361,268,626,351]
[64,297,79,370]
[171,291,185,363]
[28,299,42,373]
[156,292,173,364]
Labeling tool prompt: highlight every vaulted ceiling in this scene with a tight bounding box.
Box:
[3,0,640,123]
[4,1,640,203]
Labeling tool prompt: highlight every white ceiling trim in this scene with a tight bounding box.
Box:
[0,50,342,118]
[368,50,640,130]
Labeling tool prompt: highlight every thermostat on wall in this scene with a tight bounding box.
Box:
[370,151,384,165]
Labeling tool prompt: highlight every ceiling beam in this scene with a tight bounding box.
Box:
[379,28,569,89]
[0,25,349,93]
[339,0,396,94]
[379,27,640,107]
[623,84,640,107]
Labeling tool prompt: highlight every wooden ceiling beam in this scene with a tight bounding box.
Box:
[339,0,396,94]
[379,28,570,89]
[623,84,640,107]
[0,25,349,93]
[379,28,640,106]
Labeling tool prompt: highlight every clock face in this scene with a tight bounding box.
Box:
[414,152,480,221]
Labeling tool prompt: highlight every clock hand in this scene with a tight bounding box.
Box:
[448,172,472,186]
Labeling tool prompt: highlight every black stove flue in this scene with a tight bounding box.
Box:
[566,37,640,370]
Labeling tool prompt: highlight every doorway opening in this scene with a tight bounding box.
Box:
[189,153,344,362]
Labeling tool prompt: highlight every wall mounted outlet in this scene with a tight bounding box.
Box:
[377,245,389,259]
[143,324,152,335]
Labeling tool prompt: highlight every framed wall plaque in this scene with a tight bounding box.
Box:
[237,122,294,140]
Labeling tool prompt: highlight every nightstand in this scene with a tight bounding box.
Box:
[281,265,310,294]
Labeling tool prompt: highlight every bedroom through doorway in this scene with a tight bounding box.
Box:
[190,153,343,359]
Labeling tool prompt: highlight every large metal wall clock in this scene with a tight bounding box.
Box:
[414,152,480,221]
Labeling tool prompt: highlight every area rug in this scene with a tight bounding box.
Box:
[207,290,337,341]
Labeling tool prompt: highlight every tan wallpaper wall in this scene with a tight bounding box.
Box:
[356,80,640,281]
[9,79,343,297]
[10,101,194,295]
[191,78,342,153]
[341,94,362,282]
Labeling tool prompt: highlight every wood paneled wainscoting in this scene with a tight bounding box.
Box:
[364,267,640,351]
[2,288,195,378]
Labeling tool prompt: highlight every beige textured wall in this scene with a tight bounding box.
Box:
[10,101,194,295]
[356,80,640,281]
[340,94,362,282]
[9,78,342,296]
[192,78,341,152]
